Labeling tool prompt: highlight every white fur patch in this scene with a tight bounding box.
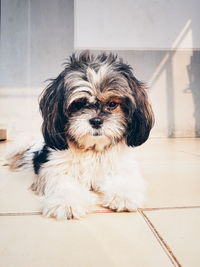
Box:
[86,64,112,88]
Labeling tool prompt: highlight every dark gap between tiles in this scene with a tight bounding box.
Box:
[0,205,200,217]
[141,205,200,211]
[0,210,113,217]
[138,210,182,267]
[0,212,42,216]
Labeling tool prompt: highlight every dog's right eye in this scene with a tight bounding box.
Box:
[69,98,87,113]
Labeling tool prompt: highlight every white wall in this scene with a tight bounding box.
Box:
[75,0,200,50]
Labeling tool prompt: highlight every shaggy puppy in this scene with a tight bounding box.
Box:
[9,51,154,219]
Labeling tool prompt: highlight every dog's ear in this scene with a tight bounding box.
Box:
[125,75,154,147]
[39,72,68,150]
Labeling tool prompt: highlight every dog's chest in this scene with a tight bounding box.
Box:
[69,152,113,190]
[48,143,130,190]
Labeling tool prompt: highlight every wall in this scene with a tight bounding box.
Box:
[75,0,199,50]
[0,0,74,89]
[75,0,200,137]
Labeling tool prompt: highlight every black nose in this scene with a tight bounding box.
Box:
[89,117,103,129]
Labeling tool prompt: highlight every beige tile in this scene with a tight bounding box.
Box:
[0,166,41,213]
[0,213,173,267]
[134,138,200,208]
[144,208,200,267]
[0,95,42,139]
[136,139,199,162]
[142,160,200,208]
[0,139,42,213]
[159,138,200,156]
[135,138,200,164]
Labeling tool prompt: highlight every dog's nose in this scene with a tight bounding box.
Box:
[89,117,103,129]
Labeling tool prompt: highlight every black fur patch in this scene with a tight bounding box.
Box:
[33,145,49,174]
[68,97,88,114]
[40,72,68,150]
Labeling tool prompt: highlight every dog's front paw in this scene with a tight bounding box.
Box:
[42,190,96,220]
[43,202,87,220]
[102,192,145,212]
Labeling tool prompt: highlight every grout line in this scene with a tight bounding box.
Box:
[0,212,42,216]
[0,205,200,217]
[138,209,182,267]
[0,210,114,217]
[141,205,200,211]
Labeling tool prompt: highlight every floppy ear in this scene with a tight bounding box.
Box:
[39,72,68,150]
[126,78,154,147]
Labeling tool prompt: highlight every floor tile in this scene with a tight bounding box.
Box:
[0,166,41,213]
[0,96,42,139]
[0,213,173,267]
[142,160,200,208]
[161,138,200,156]
[144,208,200,267]
[134,138,200,208]
[135,138,200,164]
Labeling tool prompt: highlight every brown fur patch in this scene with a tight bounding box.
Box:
[8,149,28,171]
[96,91,125,103]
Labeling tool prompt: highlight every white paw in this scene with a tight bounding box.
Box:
[42,191,97,220]
[43,202,87,220]
[102,192,145,212]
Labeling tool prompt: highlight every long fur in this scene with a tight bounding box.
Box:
[8,51,154,220]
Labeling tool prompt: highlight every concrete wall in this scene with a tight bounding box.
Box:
[75,0,200,50]
[1,0,200,137]
[0,0,74,89]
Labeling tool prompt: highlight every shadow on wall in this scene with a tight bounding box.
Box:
[153,48,200,138]
[185,50,200,137]
[149,19,200,138]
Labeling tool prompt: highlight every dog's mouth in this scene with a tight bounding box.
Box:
[93,131,101,136]
[92,128,103,136]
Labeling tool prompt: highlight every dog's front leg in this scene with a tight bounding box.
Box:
[40,175,96,220]
[100,170,145,212]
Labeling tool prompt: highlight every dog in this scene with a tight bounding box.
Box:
[8,51,154,219]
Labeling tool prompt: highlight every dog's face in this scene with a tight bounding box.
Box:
[65,65,135,151]
[40,52,154,151]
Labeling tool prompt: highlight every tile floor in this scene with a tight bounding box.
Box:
[0,94,200,267]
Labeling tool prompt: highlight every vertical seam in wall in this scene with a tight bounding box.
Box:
[138,209,182,267]
[73,0,76,50]
[27,0,31,89]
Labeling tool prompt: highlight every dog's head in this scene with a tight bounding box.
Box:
[39,51,154,151]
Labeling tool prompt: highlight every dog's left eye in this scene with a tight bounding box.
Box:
[107,101,119,110]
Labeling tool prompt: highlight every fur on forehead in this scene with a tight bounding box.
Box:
[64,52,135,107]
